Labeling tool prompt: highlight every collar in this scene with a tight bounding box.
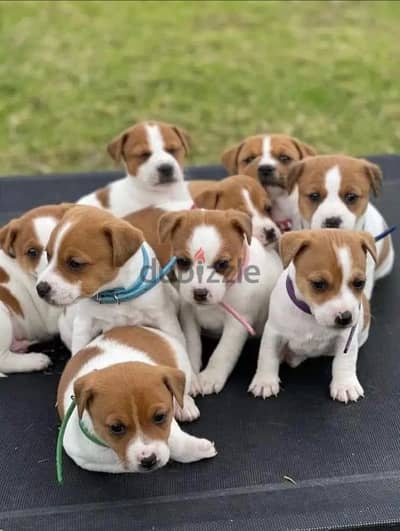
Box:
[375,225,396,242]
[286,275,312,315]
[92,244,177,304]
[79,416,108,448]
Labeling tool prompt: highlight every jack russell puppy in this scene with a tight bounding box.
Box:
[57,325,216,476]
[78,121,191,216]
[0,204,71,375]
[250,229,376,403]
[286,155,394,298]
[158,209,282,395]
[221,134,317,231]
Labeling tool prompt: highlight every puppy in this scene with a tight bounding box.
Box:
[158,209,282,395]
[78,121,191,216]
[250,229,376,403]
[286,155,394,298]
[221,134,317,231]
[0,204,70,375]
[57,325,216,474]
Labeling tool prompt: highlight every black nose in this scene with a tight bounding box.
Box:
[36,281,51,299]
[157,163,174,183]
[263,228,277,244]
[140,453,157,470]
[258,164,276,179]
[324,217,342,229]
[335,311,352,327]
[193,288,209,302]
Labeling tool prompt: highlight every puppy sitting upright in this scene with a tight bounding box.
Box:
[78,121,191,216]
[250,229,376,403]
[159,209,282,395]
[221,134,317,231]
[286,155,394,298]
[0,204,70,375]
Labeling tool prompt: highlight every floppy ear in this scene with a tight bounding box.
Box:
[286,161,306,194]
[225,209,252,245]
[162,367,185,408]
[361,160,382,197]
[172,125,191,154]
[359,231,377,264]
[158,211,186,244]
[279,230,311,268]
[292,138,317,159]
[107,130,130,163]
[103,220,144,267]
[221,142,244,174]
[194,188,221,210]
[74,374,95,419]
[0,219,20,258]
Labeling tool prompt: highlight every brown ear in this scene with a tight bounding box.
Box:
[172,125,191,154]
[286,161,306,193]
[279,230,311,268]
[107,131,129,163]
[162,367,185,408]
[292,137,317,159]
[194,189,221,210]
[225,209,252,245]
[103,220,144,267]
[0,219,20,258]
[359,231,377,264]
[362,160,382,197]
[74,374,95,419]
[221,142,244,174]
[158,211,186,243]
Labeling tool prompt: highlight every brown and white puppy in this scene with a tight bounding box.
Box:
[250,229,375,403]
[0,204,71,375]
[286,155,394,298]
[221,134,317,230]
[58,326,216,474]
[78,121,191,216]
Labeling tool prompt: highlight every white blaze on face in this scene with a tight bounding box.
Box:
[259,136,277,168]
[135,124,183,186]
[313,246,360,327]
[125,433,170,472]
[241,189,280,246]
[32,216,58,276]
[310,166,357,230]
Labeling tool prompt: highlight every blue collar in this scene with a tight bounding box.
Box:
[92,245,177,304]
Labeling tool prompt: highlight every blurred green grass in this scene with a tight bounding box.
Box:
[0,0,399,175]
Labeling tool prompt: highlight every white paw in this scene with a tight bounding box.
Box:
[330,378,364,403]
[249,373,281,398]
[194,438,217,460]
[197,368,226,395]
[174,395,200,423]
[189,373,202,397]
[25,353,52,372]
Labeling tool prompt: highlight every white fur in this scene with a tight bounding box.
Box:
[241,189,281,246]
[33,217,58,276]
[61,330,217,474]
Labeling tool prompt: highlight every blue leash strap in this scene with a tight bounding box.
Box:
[374,225,396,242]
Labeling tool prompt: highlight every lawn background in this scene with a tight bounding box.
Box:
[0,0,399,176]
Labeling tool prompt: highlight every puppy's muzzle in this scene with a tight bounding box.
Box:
[323,216,342,229]
[157,163,175,184]
[36,281,51,299]
[335,311,353,327]
[193,288,209,303]
[263,227,278,245]
[257,164,282,188]
[140,453,158,471]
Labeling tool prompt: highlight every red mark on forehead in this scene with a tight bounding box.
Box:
[194,248,206,263]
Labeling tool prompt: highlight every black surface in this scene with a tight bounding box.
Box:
[0,157,399,531]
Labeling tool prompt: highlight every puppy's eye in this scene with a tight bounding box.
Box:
[167,148,179,156]
[138,151,151,159]
[344,192,359,204]
[176,257,192,270]
[310,279,328,292]
[264,204,273,215]
[153,412,167,425]
[243,155,256,165]
[67,258,85,272]
[214,259,230,274]
[308,192,321,203]
[109,422,126,435]
[26,247,39,259]
[278,154,292,164]
[352,278,365,290]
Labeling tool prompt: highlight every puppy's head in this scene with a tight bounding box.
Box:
[286,155,382,230]
[107,121,190,187]
[74,361,185,473]
[280,229,376,328]
[158,209,252,305]
[0,203,72,279]
[195,175,280,248]
[36,206,144,306]
[221,134,316,193]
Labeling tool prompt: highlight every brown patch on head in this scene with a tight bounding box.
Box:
[95,187,110,208]
[287,155,382,224]
[47,206,144,297]
[107,121,189,175]
[0,203,72,274]
[73,361,184,465]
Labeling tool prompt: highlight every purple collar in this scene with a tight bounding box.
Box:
[286,275,312,315]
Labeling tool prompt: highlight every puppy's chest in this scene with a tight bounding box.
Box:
[286,328,338,358]
[194,305,225,333]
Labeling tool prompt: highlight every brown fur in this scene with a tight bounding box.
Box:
[0,267,9,283]
[0,286,23,317]
[95,187,110,208]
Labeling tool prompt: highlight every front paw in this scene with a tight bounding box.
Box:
[174,395,200,423]
[189,373,202,397]
[197,368,226,395]
[193,438,217,461]
[249,372,281,398]
[330,378,364,403]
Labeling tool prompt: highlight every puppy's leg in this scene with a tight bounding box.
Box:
[168,419,217,463]
[330,340,363,403]
[174,395,200,423]
[71,315,97,354]
[179,301,202,374]
[197,316,248,395]
[249,322,284,398]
